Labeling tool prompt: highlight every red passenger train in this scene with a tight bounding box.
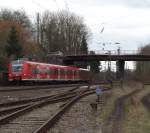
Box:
[8,59,90,82]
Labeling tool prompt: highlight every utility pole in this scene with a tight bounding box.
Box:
[108,50,111,80]
[36,13,40,44]
[117,46,121,55]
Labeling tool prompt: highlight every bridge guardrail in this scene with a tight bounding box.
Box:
[76,50,150,56]
[60,50,150,56]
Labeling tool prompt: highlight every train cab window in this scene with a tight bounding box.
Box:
[12,64,23,72]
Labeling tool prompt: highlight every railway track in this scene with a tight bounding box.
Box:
[0,82,111,92]
[0,85,85,117]
[0,85,90,132]
[0,85,110,133]
[0,83,87,92]
[0,84,90,104]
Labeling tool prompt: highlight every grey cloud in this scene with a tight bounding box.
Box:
[94,0,150,8]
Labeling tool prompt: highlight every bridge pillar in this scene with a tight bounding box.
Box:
[116,60,125,80]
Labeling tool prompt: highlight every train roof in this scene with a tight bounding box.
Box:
[25,61,78,69]
[11,60,89,71]
[79,68,90,71]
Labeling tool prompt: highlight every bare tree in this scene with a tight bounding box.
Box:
[40,10,90,55]
[135,44,150,81]
[0,8,31,28]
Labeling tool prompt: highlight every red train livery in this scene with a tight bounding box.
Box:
[8,60,90,82]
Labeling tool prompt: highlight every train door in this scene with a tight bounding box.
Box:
[73,70,77,80]
[64,68,67,80]
[68,68,73,80]
[47,66,51,80]
[76,70,79,80]
[51,67,58,80]
[58,67,60,80]
[59,67,66,80]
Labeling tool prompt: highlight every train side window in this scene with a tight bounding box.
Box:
[38,69,42,74]
[66,70,69,75]
[47,70,51,75]
[50,69,54,75]
[67,70,71,75]
[36,69,38,74]
[32,69,36,74]
[60,70,65,75]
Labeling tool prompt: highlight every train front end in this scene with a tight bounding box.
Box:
[8,60,24,81]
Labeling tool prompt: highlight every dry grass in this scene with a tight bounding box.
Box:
[96,83,141,132]
[123,85,150,133]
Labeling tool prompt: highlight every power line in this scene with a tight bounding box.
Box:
[53,0,60,10]
[64,0,70,11]
[90,9,150,28]
[31,0,47,10]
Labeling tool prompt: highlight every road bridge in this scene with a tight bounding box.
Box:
[62,52,150,79]
[63,54,150,62]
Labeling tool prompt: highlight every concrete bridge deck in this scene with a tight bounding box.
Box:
[63,54,150,62]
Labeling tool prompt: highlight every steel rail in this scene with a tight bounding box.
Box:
[33,90,95,133]
[0,83,87,92]
[0,91,80,125]
[0,86,111,130]
[0,86,82,107]
[0,104,31,116]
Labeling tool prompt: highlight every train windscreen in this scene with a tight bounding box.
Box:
[12,64,23,72]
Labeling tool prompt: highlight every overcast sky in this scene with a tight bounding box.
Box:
[1,0,150,55]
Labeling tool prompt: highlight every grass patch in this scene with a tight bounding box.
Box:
[96,85,139,131]
[123,87,150,133]
[124,103,150,133]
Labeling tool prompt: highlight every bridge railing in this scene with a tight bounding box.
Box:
[88,50,150,55]
[63,50,150,56]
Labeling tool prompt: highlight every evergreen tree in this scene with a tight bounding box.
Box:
[90,60,100,73]
[6,26,22,59]
[75,35,88,68]
[89,51,100,73]
[80,35,88,54]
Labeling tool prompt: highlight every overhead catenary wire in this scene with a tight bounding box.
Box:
[90,7,150,29]
[53,0,61,10]
[31,0,47,10]
[64,0,70,11]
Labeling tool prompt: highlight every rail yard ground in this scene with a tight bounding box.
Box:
[98,81,150,133]
[0,82,150,133]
